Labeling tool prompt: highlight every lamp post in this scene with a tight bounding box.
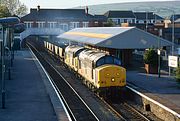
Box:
[160,8,175,55]
[158,29,162,78]
[172,13,175,55]
[146,11,148,32]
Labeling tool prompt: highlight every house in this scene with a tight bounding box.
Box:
[104,10,136,25]
[170,14,180,21]
[93,15,107,27]
[134,12,163,24]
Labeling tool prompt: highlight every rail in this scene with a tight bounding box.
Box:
[28,42,99,121]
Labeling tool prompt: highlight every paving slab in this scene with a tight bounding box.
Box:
[0,50,57,121]
[127,70,180,114]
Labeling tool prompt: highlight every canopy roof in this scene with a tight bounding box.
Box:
[58,27,172,49]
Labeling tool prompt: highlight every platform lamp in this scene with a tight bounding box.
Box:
[0,17,20,109]
[11,23,25,65]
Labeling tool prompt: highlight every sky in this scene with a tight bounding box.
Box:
[19,0,175,9]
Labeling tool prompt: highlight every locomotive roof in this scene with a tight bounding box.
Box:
[45,39,67,48]
[58,27,172,49]
[79,49,106,62]
[65,45,84,54]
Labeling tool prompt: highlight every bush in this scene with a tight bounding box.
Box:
[175,67,180,82]
[143,49,158,66]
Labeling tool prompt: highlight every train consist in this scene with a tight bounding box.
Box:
[42,39,126,96]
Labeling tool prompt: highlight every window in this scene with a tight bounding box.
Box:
[138,20,144,23]
[111,18,119,24]
[83,22,89,28]
[24,21,33,28]
[105,56,113,64]
[37,21,45,28]
[47,22,57,28]
[96,58,104,67]
[95,21,98,24]
[124,19,128,23]
[120,19,124,23]
[70,22,80,29]
[127,19,132,23]
[114,58,121,65]
[59,23,68,31]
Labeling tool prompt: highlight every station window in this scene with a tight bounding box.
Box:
[47,22,57,28]
[70,22,80,29]
[37,21,46,28]
[83,22,89,28]
[59,23,68,31]
[24,21,33,28]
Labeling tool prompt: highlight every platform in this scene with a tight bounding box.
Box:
[127,70,180,115]
[0,50,69,121]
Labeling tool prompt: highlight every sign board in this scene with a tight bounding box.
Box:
[178,48,180,55]
[168,56,178,68]
[158,49,161,55]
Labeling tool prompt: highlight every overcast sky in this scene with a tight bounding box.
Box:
[20,0,175,9]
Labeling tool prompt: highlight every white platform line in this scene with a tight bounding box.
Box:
[29,48,72,121]
[127,86,180,118]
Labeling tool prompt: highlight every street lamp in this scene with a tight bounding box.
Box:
[160,8,175,55]
[172,13,175,55]
[146,11,148,32]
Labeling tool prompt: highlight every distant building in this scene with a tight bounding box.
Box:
[104,10,136,26]
[170,14,180,21]
[93,15,107,27]
[21,6,104,32]
[134,12,163,24]
[162,28,180,44]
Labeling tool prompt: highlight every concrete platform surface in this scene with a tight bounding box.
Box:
[127,71,180,114]
[0,50,57,121]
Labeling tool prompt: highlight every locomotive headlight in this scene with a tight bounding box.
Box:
[111,78,115,82]
[116,73,119,76]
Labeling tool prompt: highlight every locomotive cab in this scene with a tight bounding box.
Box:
[94,56,126,88]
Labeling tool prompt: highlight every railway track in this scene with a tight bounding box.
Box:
[27,41,153,121]
[95,93,151,121]
[111,101,151,121]
[27,43,99,121]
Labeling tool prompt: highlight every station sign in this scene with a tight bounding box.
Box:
[168,56,178,68]
[178,48,180,55]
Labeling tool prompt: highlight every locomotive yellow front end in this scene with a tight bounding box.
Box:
[95,65,126,88]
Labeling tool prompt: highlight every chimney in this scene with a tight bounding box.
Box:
[37,5,40,12]
[85,6,89,15]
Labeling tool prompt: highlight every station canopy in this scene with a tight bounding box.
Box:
[58,27,172,49]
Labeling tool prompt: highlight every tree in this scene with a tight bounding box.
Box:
[143,49,158,66]
[0,5,11,18]
[15,3,27,17]
[0,0,27,16]
[104,19,115,27]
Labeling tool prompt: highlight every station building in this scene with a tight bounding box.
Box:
[58,27,172,67]
[21,6,107,31]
